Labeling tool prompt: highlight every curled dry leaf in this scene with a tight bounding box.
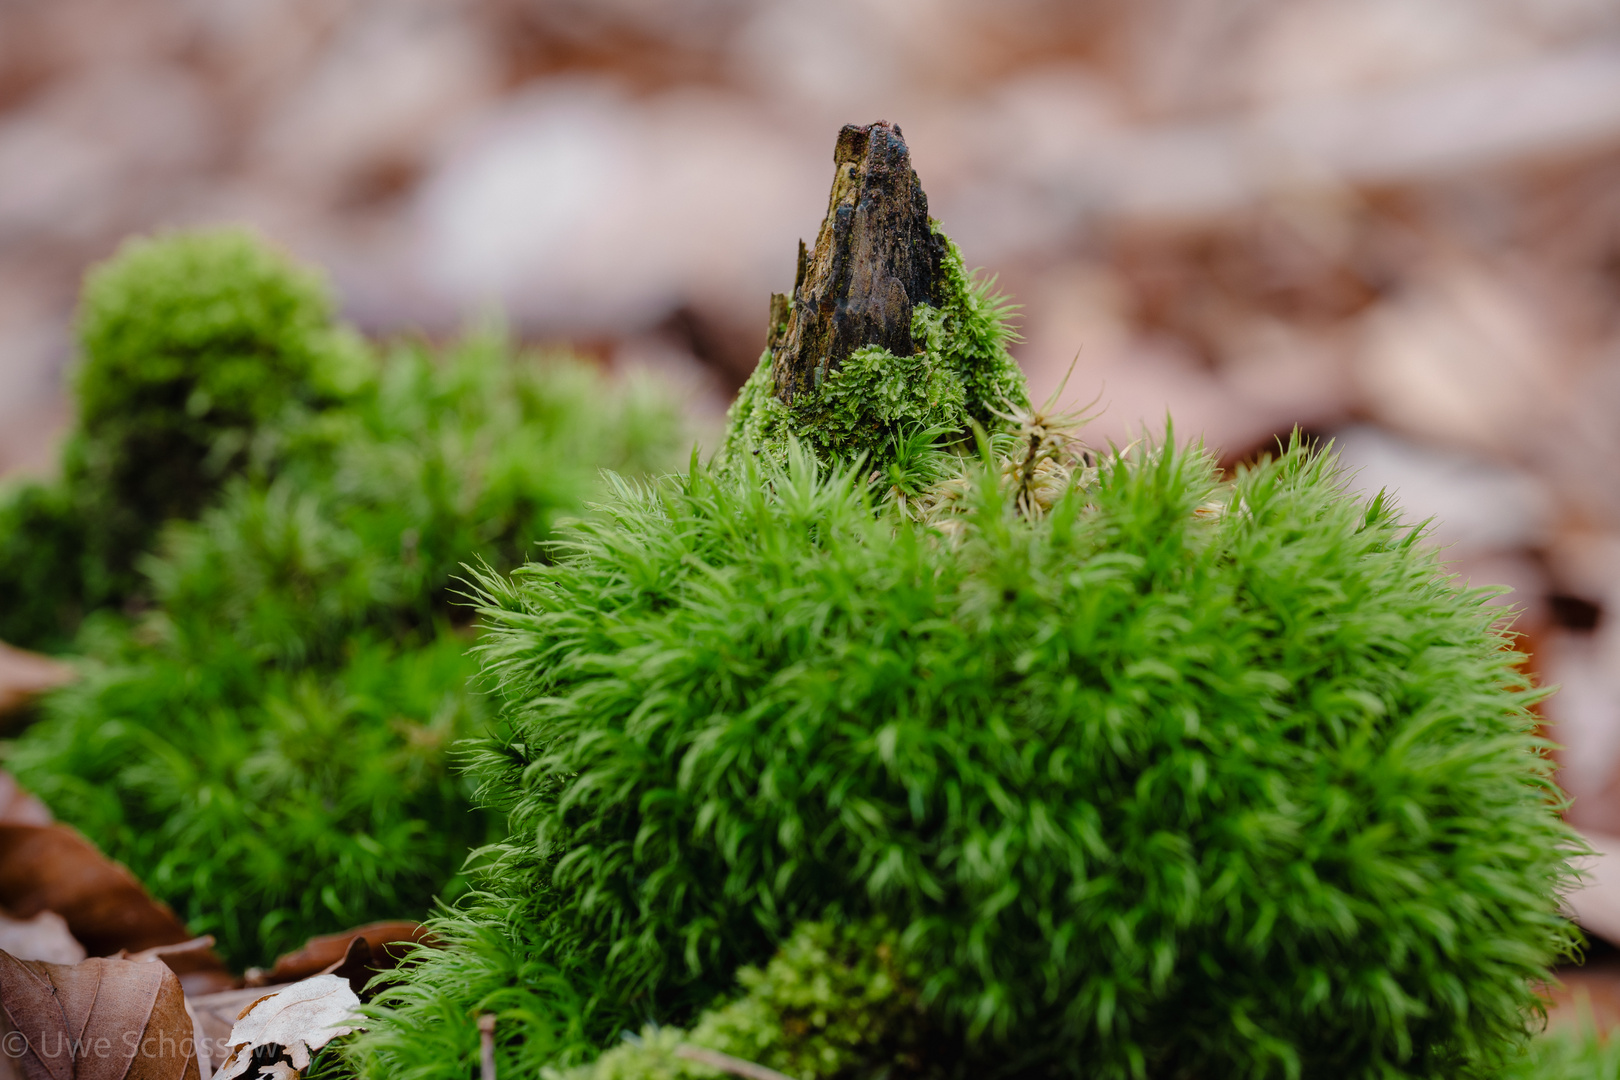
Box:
[0,821,194,957]
[187,918,429,1079]
[215,975,362,1080]
[0,645,73,723]
[0,948,200,1079]
[186,989,279,1078]
[245,920,428,994]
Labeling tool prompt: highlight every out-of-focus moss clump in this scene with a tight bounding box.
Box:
[1,228,682,968]
[0,481,85,654]
[0,228,363,649]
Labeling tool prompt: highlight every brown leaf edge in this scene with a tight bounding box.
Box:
[0,769,231,995]
[121,938,237,1000]
[0,645,74,724]
[245,922,432,1000]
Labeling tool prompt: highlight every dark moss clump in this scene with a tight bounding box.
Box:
[0,482,87,652]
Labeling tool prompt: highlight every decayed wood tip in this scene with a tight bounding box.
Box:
[767,121,943,404]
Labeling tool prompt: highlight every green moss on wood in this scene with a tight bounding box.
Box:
[721,229,1025,469]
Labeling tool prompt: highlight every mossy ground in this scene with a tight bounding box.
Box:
[1,223,1584,1079]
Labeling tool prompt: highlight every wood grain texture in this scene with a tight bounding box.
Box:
[768,121,943,405]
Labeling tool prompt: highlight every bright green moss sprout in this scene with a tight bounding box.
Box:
[551,920,927,1080]
[346,219,1579,1080]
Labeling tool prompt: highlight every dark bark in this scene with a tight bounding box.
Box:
[768,122,944,404]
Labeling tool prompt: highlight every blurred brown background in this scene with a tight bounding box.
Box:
[5,0,1620,837]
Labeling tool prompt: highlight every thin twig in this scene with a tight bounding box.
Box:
[674,1043,800,1080]
[478,1013,497,1080]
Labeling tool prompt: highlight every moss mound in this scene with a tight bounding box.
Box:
[8,331,677,968]
[349,409,1575,1078]
[74,226,347,439]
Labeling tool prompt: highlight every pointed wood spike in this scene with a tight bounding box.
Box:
[769,122,944,405]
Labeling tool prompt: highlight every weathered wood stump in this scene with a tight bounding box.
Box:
[767,122,944,404]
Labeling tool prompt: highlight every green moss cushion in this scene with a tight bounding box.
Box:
[351,436,1575,1079]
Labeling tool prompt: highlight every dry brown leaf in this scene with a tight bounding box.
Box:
[246,921,428,998]
[0,774,52,828]
[119,938,236,999]
[180,1001,212,1080]
[214,975,361,1080]
[0,912,83,966]
[0,822,194,958]
[0,646,73,724]
[186,989,283,1077]
[0,948,200,1080]
[0,771,232,993]
[316,936,372,999]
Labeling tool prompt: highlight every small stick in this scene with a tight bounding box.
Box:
[478,1013,497,1080]
[674,1044,799,1080]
